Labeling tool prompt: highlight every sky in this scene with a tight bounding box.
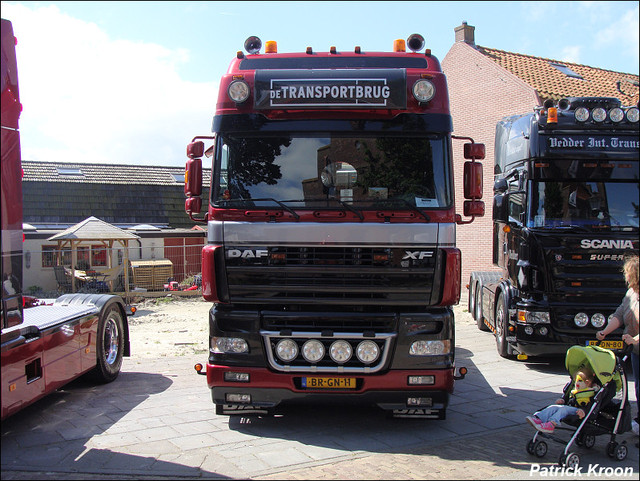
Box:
[2,1,639,167]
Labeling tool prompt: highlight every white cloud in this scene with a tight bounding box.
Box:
[3,3,218,166]
[596,6,639,62]
[560,46,582,65]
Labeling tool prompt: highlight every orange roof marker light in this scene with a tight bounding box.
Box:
[393,39,406,52]
[265,40,277,54]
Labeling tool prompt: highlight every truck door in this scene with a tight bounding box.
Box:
[505,175,526,285]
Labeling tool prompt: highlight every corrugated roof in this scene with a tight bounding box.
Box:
[22,160,211,186]
[476,45,639,105]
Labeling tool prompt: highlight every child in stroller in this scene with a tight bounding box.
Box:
[526,368,598,434]
[525,345,632,468]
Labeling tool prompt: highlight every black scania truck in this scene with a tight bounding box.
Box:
[469,97,639,359]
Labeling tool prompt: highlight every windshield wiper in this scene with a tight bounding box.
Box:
[383,198,431,222]
[285,198,365,220]
[224,198,300,220]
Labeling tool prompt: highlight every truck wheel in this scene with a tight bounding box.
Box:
[468,278,476,318]
[495,293,511,358]
[91,304,125,383]
[475,284,489,331]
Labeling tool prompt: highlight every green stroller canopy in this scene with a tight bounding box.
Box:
[565,345,621,391]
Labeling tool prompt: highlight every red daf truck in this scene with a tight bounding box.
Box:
[187,35,485,418]
[1,18,130,420]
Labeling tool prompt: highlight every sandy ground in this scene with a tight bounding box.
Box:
[126,295,471,359]
[127,296,212,358]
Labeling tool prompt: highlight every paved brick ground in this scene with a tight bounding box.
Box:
[2,298,638,480]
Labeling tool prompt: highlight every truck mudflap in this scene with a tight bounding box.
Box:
[205,364,454,418]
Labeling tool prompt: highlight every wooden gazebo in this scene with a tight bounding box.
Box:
[47,216,140,300]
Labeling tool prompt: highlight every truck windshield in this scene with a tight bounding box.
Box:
[531,181,639,229]
[214,134,451,209]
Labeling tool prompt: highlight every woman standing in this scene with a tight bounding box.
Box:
[596,254,639,438]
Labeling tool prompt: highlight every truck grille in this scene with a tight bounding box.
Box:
[548,252,628,330]
[224,246,438,305]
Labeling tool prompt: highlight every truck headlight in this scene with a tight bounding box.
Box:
[356,340,380,364]
[409,340,450,356]
[517,310,550,324]
[574,312,589,327]
[412,79,435,102]
[276,339,298,362]
[590,313,606,328]
[329,340,352,363]
[212,337,249,354]
[228,80,250,103]
[302,340,325,363]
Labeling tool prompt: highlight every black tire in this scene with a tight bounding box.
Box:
[526,439,536,455]
[614,443,627,461]
[564,452,580,470]
[475,284,489,331]
[582,434,596,449]
[468,278,476,318]
[495,293,511,358]
[534,440,547,458]
[91,303,125,383]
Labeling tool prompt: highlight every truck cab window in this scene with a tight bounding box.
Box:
[215,135,450,209]
[532,181,639,229]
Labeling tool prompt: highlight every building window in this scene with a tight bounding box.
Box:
[549,62,584,80]
[57,167,84,176]
[91,245,107,267]
[42,245,71,267]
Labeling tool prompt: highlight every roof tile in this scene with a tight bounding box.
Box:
[476,45,639,105]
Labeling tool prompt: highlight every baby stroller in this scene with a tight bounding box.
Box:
[526,344,632,468]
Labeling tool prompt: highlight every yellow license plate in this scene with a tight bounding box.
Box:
[302,377,356,389]
[586,340,624,350]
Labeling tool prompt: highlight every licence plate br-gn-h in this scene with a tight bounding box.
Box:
[301,377,356,389]
[586,340,624,350]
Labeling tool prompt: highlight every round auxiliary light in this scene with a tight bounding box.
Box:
[228,80,250,103]
[574,107,589,122]
[302,340,325,363]
[538,326,549,336]
[412,79,435,102]
[275,339,298,362]
[356,340,380,364]
[626,107,639,123]
[592,107,607,123]
[329,340,352,363]
[591,313,606,328]
[574,312,589,328]
[244,36,262,54]
[524,325,534,336]
[407,33,425,53]
[609,107,624,123]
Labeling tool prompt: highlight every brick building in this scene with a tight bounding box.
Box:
[442,22,639,289]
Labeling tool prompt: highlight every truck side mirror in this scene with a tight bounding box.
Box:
[464,200,485,217]
[185,156,202,197]
[464,142,485,160]
[185,139,209,223]
[493,193,508,222]
[463,161,483,199]
[187,140,205,159]
[493,178,508,194]
[185,196,202,215]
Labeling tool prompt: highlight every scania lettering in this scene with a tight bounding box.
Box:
[1,19,130,420]
[468,97,639,359]
[186,35,486,418]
